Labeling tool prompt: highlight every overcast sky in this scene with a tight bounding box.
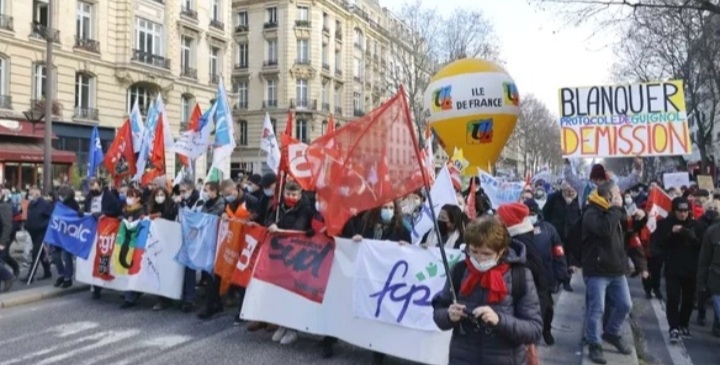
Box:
[382,0,618,116]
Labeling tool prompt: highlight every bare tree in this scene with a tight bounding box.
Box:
[534,0,720,16]
[613,5,720,169]
[510,94,564,175]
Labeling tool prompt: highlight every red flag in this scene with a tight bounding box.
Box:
[448,162,462,191]
[326,114,336,135]
[231,224,267,288]
[644,186,672,233]
[305,88,427,236]
[141,116,166,185]
[103,119,137,185]
[465,178,477,220]
[178,104,202,167]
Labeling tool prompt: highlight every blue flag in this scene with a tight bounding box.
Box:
[43,203,98,259]
[87,126,104,179]
[176,208,219,273]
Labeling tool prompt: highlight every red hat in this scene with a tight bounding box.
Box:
[497,203,534,237]
[590,164,607,181]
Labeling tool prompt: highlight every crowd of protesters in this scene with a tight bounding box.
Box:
[2,158,720,365]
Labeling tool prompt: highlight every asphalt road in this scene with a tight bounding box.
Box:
[0,292,419,365]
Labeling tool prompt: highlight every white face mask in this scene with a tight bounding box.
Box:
[469,255,498,272]
[315,201,321,212]
[183,191,192,200]
[155,195,166,204]
[126,197,136,206]
[529,215,538,225]
[624,197,633,205]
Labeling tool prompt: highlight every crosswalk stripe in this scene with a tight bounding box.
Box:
[649,298,695,365]
[35,330,140,365]
[0,331,108,365]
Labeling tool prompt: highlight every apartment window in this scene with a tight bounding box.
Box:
[297,39,309,63]
[181,94,192,124]
[334,87,342,110]
[211,0,221,21]
[181,36,194,70]
[297,6,309,21]
[76,1,93,40]
[127,85,152,114]
[321,83,329,104]
[323,13,329,28]
[209,46,220,78]
[236,81,248,108]
[354,28,363,47]
[353,92,361,111]
[0,58,6,96]
[322,44,328,64]
[135,18,163,56]
[266,79,277,104]
[296,79,308,106]
[236,11,248,27]
[295,119,308,143]
[33,63,47,99]
[266,7,277,23]
[237,43,248,67]
[354,58,361,78]
[183,0,194,11]
[238,120,248,146]
[74,72,93,109]
[267,39,277,62]
[34,0,48,26]
[335,49,341,69]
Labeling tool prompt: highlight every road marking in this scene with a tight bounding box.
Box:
[0,332,108,365]
[144,335,192,348]
[35,329,140,365]
[0,321,98,347]
[649,298,695,365]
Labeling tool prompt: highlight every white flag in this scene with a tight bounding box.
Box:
[260,112,281,171]
[410,165,458,244]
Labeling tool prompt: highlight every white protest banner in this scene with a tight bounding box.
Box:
[172,127,211,159]
[353,241,464,331]
[410,165,458,244]
[662,172,690,190]
[76,219,185,299]
[559,80,690,158]
[241,238,453,365]
[478,168,524,208]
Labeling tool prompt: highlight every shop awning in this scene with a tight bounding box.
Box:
[0,141,76,164]
[0,119,57,139]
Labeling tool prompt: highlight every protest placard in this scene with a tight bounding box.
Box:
[559,80,690,158]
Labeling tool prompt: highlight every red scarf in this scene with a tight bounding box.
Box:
[459,258,509,303]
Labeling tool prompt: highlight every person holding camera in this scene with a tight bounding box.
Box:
[432,216,542,365]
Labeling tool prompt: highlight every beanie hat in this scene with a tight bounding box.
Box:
[523,199,541,215]
[497,203,534,237]
[671,197,690,212]
[260,172,277,188]
[589,164,607,181]
[248,174,262,186]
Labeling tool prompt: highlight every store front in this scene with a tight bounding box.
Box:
[0,119,76,188]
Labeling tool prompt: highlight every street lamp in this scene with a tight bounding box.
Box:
[42,0,54,194]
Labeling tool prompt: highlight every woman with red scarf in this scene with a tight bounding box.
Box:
[432,216,542,365]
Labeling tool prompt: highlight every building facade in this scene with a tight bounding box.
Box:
[229,0,417,175]
[0,0,236,187]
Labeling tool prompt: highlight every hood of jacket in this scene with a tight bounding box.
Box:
[503,238,527,266]
[588,190,610,211]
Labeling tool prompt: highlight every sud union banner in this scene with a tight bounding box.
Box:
[43,202,98,259]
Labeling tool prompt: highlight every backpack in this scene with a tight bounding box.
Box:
[450,260,527,305]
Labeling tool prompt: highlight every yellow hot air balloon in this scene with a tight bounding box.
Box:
[424,59,520,176]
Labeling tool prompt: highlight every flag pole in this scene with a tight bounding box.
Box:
[401,86,458,303]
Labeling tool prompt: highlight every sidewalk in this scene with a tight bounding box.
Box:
[1,230,88,309]
[539,273,640,365]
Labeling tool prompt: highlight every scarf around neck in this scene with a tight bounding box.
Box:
[460,258,509,304]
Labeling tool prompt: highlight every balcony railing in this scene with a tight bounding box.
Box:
[354,42,362,50]
[365,49,372,57]
[354,109,365,117]
[30,23,60,43]
[152,0,164,4]
[209,19,224,30]
[264,22,278,29]
[322,63,330,71]
[334,106,342,115]
[234,62,249,70]
[263,100,278,109]
[353,76,362,82]
[263,60,278,67]
[30,99,63,116]
[335,69,343,77]
[335,30,342,40]
[180,7,197,20]
[234,101,248,110]
[181,67,197,79]
[322,102,330,112]
[132,50,170,69]
[295,59,311,65]
[322,25,330,34]
[295,20,311,28]
[0,95,11,110]
[0,14,13,31]
[74,37,100,53]
[209,74,220,84]
[290,99,316,109]
[235,24,248,33]
[73,107,99,120]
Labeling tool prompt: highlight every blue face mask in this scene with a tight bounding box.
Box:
[380,208,394,223]
[119,193,127,202]
[225,195,237,203]
[264,188,274,197]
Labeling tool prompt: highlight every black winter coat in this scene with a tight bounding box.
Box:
[83,188,123,218]
[341,213,411,242]
[432,240,542,365]
[580,203,627,277]
[267,197,313,231]
[25,198,54,232]
[542,191,580,242]
[655,215,701,278]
